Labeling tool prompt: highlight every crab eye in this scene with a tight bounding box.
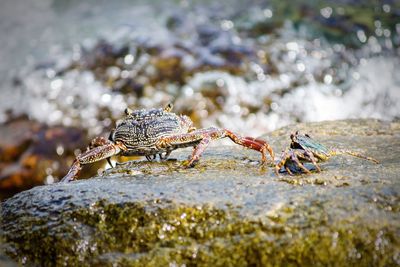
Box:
[108,129,116,142]
[164,103,173,112]
[125,108,133,115]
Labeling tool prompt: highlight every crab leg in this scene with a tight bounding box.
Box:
[303,150,321,172]
[60,140,126,183]
[285,166,294,175]
[159,150,172,160]
[146,155,157,161]
[187,136,212,166]
[329,149,379,164]
[223,130,275,163]
[275,149,312,176]
[89,137,115,168]
[156,127,274,166]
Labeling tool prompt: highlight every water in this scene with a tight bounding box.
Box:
[0,0,399,137]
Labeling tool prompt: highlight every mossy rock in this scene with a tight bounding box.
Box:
[1,119,399,266]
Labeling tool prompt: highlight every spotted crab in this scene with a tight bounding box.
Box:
[275,131,379,176]
[60,104,274,182]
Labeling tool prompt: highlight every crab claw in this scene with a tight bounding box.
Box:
[60,141,126,183]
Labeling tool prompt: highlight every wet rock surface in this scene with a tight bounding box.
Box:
[1,119,399,266]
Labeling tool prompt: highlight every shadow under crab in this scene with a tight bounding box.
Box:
[275,131,379,176]
[61,104,274,182]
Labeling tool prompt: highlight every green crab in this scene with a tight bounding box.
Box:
[275,131,379,176]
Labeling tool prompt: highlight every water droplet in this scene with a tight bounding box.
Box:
[257,73,266,81]
[101,93,111,103]
[296,62,305,72]
[352,72,360,80]
[124,54,134,65]
[49,110,62,124]
[320,7,332,18]
[232,105,241,113]
[46,69,56,79]
[56,145,64,156]
[216,78,225,87]
[263,9,273,18]
[106,66,120,78]
[382,4,391,13]
[220,20,234,31]
[286,42,299,51]
[45,175,55,184]
[357,30,367,43]
[334,89,342,97]
[50,79,63,90]
[184,86,193,96]
[323,74,333,84]
[121,70,130,79]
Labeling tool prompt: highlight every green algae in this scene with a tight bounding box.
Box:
[2,199,399,266]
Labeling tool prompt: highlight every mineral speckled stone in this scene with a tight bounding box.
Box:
[1,119,399,266]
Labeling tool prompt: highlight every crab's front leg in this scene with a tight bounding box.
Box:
[156,127,274,167]
[159,150,172,161]
[223,130,275,164]
[60,140,126,183]
[89,136,115,168]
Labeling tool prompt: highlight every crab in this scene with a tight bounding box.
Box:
[60,104,274,182]
[275,131,379,176]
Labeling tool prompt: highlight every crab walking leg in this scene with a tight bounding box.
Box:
[275,149,311,176]
[159,150,172,161]
[145,155,157,161]
[60,141,126,183]
[329,148,379,164]
[303,150,321,172]
[187,136,212,166]
[285,166,294,175]
[288,151,312,174]
[156,127,274,165]
[275,150,290,176]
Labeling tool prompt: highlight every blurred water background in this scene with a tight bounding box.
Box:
[1,0,400,134]
[0,0,399,195]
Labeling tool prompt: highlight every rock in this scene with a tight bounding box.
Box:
[0,116,98,199]
[1,119,399,266]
